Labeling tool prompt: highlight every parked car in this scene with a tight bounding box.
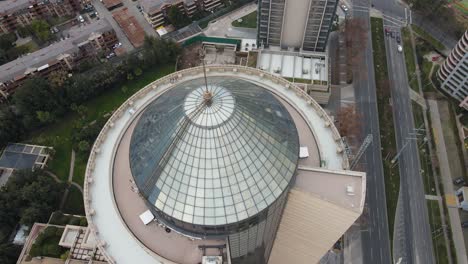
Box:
[454,177,466,185]
[462,221,468,228]
[397,45,402,52]
[77,15,85,23]
[341,4,348,12]
[396,35,401,43]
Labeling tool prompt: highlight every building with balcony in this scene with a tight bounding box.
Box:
[437,30,468,109]
[140,0,195,28]
[0,0,78,34]
[0,19,117,97]
[83,65,366,264]
[257,0,337,52]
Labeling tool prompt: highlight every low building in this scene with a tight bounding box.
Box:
[257,48,331,104]
[0,143,51,186]
[437,30,468,109]
[102,0,123,11]
[0,0,79,34]
[0,19,118,97]
[112,8,145,48]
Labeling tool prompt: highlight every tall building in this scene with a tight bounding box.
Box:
[437,30,468,109]
[83,65,366,264]
[257,0,338,52]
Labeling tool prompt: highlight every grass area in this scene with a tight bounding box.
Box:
[231,11,257,28]
[247,51,258,68]
[371,17,400,244]
[401,27,418,91]
[18,40,39,53]
[412,103,436,194]
[412,25,445,51]
[284,77,312,84]
[29,64,175,186]
[29,226,67,259]
[49,211,87,225]
[427,200,450,264]
[62,185,85,215]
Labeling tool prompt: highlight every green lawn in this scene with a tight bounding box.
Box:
[29,63,175,186]
[412,103,436,195]
[232,11,257,28]
[18,40,39,53]
[401,27,418,91]
[371,17,400,244]
[412,25,445,51]
[29,226,67,259]
[62,185,85,215]
[427,200,449,264]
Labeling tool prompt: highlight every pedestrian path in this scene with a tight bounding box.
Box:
[428,99,468,264]
[424,194,441,201]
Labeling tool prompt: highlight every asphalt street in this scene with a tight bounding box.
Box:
[350,1,392,264]
[383,24,435,264]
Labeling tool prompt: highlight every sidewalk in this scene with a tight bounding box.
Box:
[428,99,468,264]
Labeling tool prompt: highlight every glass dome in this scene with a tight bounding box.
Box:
[129,77,299,227]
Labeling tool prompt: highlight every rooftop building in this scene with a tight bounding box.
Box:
[84,65,365,264]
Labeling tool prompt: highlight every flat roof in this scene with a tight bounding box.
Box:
[84,66,356,264]
[112,8,145,48]
[0,19,113,84]
[0,143,50,171]
[102,0,122,9]
[258,49,328,82]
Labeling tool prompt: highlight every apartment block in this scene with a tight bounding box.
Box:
[0,0,79,34]
[437,30,468,109]
[258,0,337,52]
[140,0,222,28]
[0,19,117,97]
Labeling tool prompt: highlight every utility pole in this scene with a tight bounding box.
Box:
[350,134,373,170]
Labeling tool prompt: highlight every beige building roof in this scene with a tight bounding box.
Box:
[269,168,365,264]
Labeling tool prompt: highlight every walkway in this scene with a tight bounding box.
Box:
[428,99,468,264]
[204,3,257,39]
[46,150,83,210]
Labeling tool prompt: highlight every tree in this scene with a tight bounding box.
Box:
[48,70,68,89]
[0,106,24,148]
[30,20,51,43]
[167,6,191,29]
[0,243,21,264]
[36,111,55,124]
[13,77,64,127]
[77,140,90,153]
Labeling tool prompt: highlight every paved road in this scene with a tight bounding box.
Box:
[350,1,392,264]
[383,22,435,264]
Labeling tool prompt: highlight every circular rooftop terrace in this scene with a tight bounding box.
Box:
[84,65,349,264]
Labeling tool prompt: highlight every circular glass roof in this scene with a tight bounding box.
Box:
[129,77,299,226]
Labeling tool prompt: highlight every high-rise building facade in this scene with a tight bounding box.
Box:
[437,30,468,108]
[257,0,337,52]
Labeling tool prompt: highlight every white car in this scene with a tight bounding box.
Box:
[341,4,348,12]
[77,15,84,23]
[397,45,403,52]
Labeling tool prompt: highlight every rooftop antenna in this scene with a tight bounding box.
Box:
[199,49,212,106]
